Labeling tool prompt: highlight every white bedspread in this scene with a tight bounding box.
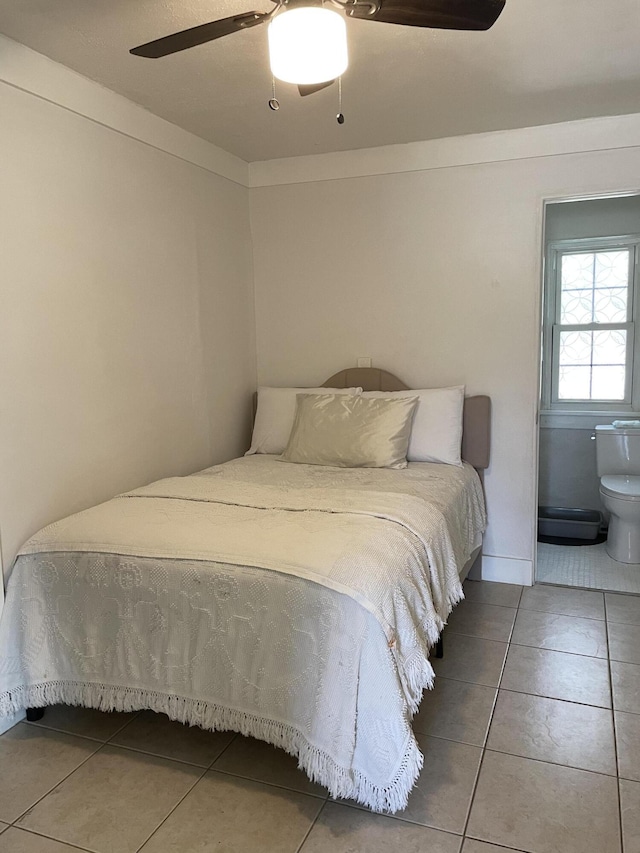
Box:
[0,456,486,812]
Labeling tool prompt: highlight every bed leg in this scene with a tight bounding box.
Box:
[435,637,444,659]
[26,707,45,722]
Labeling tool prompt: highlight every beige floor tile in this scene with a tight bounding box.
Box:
[520,585,605,620]
[213,733,327,796]
[18,745,201,853]
[462,580,523,608]
[462,841,527,853]
[0,828,89,852]
[606,592,640,625]
[445,601,516,642]
[140,769,322,853]
[413,678,496,746]
[487,691,616,775]
[300,802,461,853]
[616,711,640,781]
[0,724,99,823]
[430,634,508,688]
[511,609,608,658]
[467,751,621,853]
[609,622,640,665]
[611,661,640,714]
[394,734,481,833]
[111,710,235,766]
[620,779,640,853]
[28,705,136,741]
[501,645,611,707]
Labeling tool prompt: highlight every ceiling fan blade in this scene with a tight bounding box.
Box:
[347,0,505,30]
[130,12,268,58]
[298,80,336,97]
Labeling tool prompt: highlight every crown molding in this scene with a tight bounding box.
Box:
[0,35,250,188]
[249,112,640,187]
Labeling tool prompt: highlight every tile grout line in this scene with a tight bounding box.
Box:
[508,639,609,659]
[518,605,606,622]
[2,825,95,852]
[133,765,210,852]
[103,709,143,742]
[29,709,143,744]
[480,745,618,780]
[294,796,329,853]
[132,731,330,853]
[9,738,107,829]
[604,595,626,853]
[96,740,220,769]
[434,676,617,712]
[132,731,242,852]
[206,730,239,769]
[208,765,329,800]
[459,589,519,841]
[448,629,609,660]
[462,837,529,853]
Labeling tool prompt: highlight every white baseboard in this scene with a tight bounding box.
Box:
[0,709,24,734]
[470,554,534,586]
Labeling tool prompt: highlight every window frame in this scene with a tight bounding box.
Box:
[542,234,640,412]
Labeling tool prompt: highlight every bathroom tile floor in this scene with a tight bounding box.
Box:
[537,541,640,594]
[1,580,639,852]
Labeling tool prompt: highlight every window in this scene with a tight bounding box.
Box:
[542,236,640,411]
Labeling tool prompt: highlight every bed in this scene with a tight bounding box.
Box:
[0,368,490,813]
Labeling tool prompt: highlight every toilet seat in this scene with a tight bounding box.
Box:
[600,474,640,501]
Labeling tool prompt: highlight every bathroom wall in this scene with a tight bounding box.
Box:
[538,427,602,513]
[539,195,640,515]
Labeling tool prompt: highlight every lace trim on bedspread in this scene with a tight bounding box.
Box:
[1,681,423,814]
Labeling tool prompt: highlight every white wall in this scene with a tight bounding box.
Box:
[0,39,256,576]
[250,130,640,585]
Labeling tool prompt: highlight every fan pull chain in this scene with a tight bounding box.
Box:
[336,77,344,124]
[268,77,280,111]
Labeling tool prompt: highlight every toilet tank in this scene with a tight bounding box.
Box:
[595,425,640,476]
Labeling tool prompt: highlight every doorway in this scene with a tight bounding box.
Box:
[536,194,640,593]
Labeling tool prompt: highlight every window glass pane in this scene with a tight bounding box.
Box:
[591,366,626,400]
[559,330,593,366]
[559,249,630,325]
[561,253,596,291]
[594,251,629,288]
[561,291,593,324]
[558,366,591,399]
[592,329,627,366]
[557,329,628,400]
[593,287,628,323]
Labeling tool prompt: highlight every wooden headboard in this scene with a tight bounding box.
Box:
[324,368,491,470]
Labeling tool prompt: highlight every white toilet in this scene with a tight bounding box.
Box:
[596,425,640,563]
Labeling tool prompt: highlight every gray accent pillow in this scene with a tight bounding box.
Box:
[281,393,419,469]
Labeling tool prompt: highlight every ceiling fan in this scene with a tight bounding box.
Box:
[130,0,505,98]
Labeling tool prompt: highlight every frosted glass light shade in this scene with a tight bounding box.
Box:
[268,7,348,85]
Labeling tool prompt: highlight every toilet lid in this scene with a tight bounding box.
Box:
[600,474,640,500]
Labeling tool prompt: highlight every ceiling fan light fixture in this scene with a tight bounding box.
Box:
[268,6,348,85]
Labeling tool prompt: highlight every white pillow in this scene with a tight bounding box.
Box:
[246,386,361,456]
[362,386,465,465]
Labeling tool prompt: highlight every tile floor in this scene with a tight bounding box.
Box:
[537,541,640,594]
[1,580,639,852]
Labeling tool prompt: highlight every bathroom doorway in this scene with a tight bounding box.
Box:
[537,193,640,594]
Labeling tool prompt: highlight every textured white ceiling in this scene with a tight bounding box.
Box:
[2,0,640,162]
